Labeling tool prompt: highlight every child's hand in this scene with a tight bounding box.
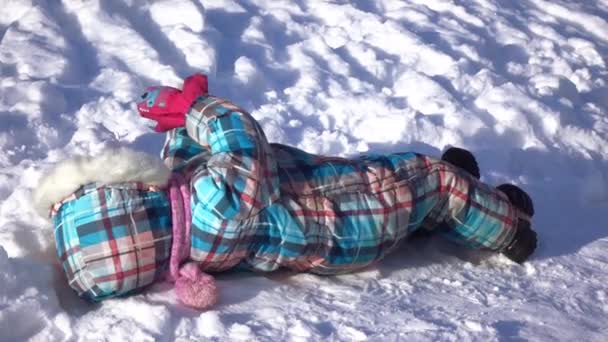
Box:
[137,74,208,132]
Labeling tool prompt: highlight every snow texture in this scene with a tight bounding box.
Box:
[1,0,608,341]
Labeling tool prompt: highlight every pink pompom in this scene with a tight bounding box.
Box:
[174,262,218,309]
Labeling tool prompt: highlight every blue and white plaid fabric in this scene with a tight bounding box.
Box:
[170,96,520,274]
[51,94,523,303]
[53,182,172,301]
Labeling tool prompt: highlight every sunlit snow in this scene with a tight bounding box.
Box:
[1,0,607,340]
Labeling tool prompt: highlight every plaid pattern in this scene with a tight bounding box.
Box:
[175,96,520,274]
[53,183,172,301]
[184,96,280,270]
[161,127,211,175]
[50,183,162,218]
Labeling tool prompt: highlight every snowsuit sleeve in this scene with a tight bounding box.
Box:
[183,96,280,270]
[185,96,280,219]
[161,127,210,172]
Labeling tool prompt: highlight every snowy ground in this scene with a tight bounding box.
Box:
[1,0,608,340]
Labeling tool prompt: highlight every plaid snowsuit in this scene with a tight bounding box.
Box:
[52,95,522,301]
[163,96,519,274]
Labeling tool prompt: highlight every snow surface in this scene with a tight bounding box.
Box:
[1,0,608,340]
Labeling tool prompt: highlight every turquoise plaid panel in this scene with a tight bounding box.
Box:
[53,184,172,301]
[175,96,519,275]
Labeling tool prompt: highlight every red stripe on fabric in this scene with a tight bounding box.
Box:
[292,209,338,217]
[421,154,432,171]
[98,190,125,290]
[468,197,514,225]
[291,200,414,218]
[240,191,263,208]
[438,163,445,194]
[130,221,142,289]
[444,166,515,226]
[375,190,391,259]
[436,168,514,224]
[202,219,228,267]
[411,162,514,226]
[434,167,470,202]
[448,186,469,202]
[95,262,157,283]
[59,245,81,262]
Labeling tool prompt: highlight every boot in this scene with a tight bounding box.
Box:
[496,183,534,217]
[441,147,481,179]
[502,218,537,263]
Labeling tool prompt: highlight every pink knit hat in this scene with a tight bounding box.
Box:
[167,173,218,309]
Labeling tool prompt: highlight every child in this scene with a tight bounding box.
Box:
[34,74,537,310]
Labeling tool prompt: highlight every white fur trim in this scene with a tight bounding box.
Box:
[33,148,170,217]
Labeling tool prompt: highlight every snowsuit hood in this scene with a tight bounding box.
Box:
[33,148,171,218]
[35,148,174,301]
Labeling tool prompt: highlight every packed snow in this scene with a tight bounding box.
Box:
[1,0,608,340]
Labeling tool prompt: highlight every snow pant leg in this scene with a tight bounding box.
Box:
[408,157,518,252]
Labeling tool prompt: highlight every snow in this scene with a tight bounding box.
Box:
[1,0,608,340]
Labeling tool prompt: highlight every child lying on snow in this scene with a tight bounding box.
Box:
[34,74,537,310]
